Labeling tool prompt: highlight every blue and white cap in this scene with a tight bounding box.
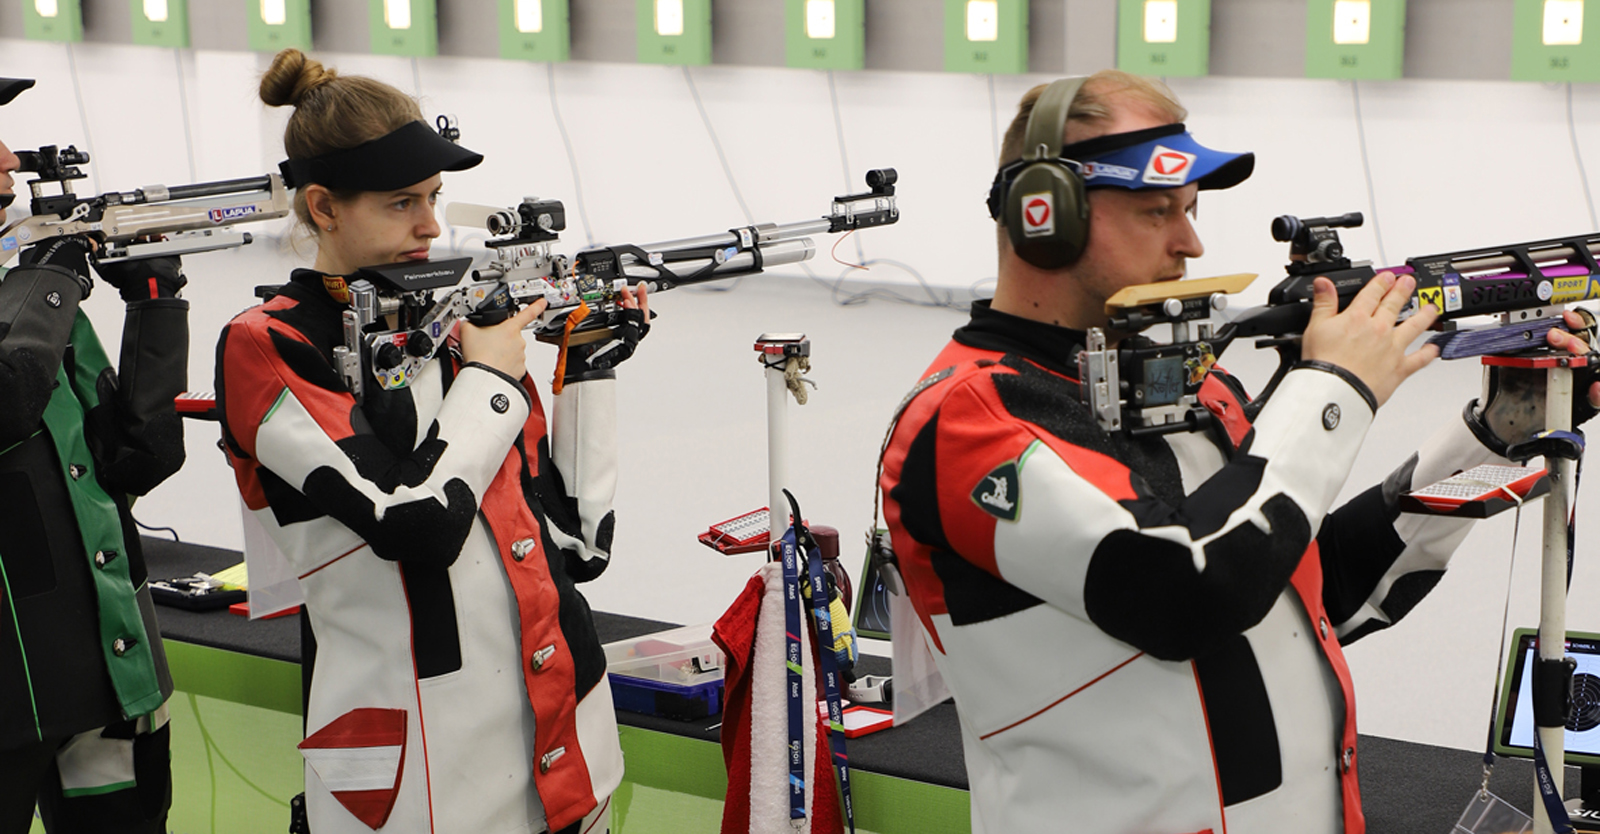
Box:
[987,122,1253,220]
[1067,123,1253,191]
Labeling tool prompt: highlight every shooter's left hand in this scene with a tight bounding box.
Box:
[94,254,186,303]
[562,282,651,384]
[1471,308,1600,452]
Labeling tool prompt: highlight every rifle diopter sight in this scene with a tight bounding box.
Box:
[1271,211,1363,275]
[16,144,92,217]
[481,197,566,244]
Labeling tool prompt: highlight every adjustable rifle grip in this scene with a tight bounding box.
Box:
[465,282,515,327]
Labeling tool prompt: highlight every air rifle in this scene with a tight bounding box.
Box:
[0,144,291,266]
[1081,212,1600,435]
[331,168,900,401]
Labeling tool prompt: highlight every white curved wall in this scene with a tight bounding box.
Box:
[5,37,1600,753]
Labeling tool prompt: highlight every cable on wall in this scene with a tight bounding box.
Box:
[173,49,198,183]
[987,74,1000,165]
[411,57,423,100]
[1567,83,1599,232]
[1350,80,1389,266]
[548,63,595,246]
[826,70,866,263]
[680,67,973,313]
[684,66,757,226]
[64,43,101,193]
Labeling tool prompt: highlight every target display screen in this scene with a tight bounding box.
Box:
[853,542,893,641]
[1494,628,1600,766]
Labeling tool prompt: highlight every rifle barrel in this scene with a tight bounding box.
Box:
[635,218,833,254]
[119,175,275,204]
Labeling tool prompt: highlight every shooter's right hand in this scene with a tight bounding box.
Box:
[1300,270,1439,409]
[19,235,95,300]
[459,298,547,381]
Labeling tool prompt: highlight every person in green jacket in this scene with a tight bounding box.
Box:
[0,76,189,834]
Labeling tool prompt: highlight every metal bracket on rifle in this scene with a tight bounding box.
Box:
[1079,273,1255,436]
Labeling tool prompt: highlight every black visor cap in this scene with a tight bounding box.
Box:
[279,120,483,192]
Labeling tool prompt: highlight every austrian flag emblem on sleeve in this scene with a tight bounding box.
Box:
[971,461,1021,521]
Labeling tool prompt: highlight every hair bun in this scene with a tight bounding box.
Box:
[259,48,337,108]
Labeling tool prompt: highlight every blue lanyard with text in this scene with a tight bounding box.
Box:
[781,530,807,822]
[805,533,856,833]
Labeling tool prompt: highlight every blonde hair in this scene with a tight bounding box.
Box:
[259,48,422,228]
[997,70,1187,167]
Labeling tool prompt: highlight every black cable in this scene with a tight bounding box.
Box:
[683,66,756,226]
[1568,82,1599,231]
[1350,80,1389,265]
[987,74,1000,165]
[548,64,595,246]
[826,70,867,263]
[681,67,963,313]
[173,50,198,183]
[807,259,974,312]
[135,517,181,542]
[64,43,100,193]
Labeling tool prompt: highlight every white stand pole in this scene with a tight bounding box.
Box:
[766,359,791,549]
[756,334,811,554]
[1535,365,1574,834]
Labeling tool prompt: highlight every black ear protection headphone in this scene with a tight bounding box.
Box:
[986,77,1090,270]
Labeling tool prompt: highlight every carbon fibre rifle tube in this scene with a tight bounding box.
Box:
[616,238,815,288]
[114,176,276,204]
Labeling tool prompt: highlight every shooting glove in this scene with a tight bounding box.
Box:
[94,255,186,303]
[18,235,94,300]
[561,307,650,385]
[1466,311,1600,455]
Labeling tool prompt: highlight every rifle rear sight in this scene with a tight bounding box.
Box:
[485,198,566,244]
[1273,212,1364,276]
[17,145,89,183]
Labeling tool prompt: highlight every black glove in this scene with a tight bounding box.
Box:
[1466,320,1600,455]
[18,235,94,300]
[93,255,186,302]
[562,307,651,384]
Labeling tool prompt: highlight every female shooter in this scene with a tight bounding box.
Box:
[215,49,645,834]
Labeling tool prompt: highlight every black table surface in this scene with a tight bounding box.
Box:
[141,536,1573,832]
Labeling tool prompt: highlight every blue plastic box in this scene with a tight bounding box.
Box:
[604,624,727,721]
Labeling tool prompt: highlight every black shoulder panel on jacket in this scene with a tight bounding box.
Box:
[929,547,1044,625]
[1085,493,1309,661]
[267,328,345,394]
[889,412,951,553]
